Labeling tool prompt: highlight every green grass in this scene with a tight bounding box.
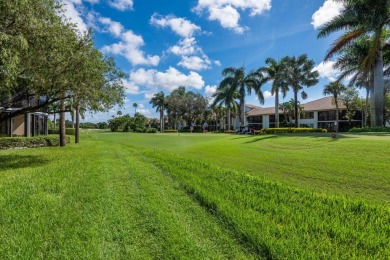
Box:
[89,130,390,206]
[1,131,389,258]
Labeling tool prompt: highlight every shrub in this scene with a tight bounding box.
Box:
[0,135,70,150]
[349,127,390,133]
[146,128,158,133]
[48,128,75,135]
[164,129,179,133]
[263,128,324,134]
[134,127,145,133]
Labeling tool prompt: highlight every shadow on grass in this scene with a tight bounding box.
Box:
[244,135,278,144]
[0,155,49,170]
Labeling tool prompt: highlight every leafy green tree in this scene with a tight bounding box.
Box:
[219,67,264,128]
[280,55,319,127]
[211,85,239,130]
[258,57,289,128]
[317,0,390,126]
[339,87,359,126]
[150,91,165,132]
[323,82,347,132]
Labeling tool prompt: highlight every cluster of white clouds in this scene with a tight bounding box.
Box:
[313,61,339,82]
[311,0,344,29]
[150,14,220,72]
[129,67,205,92]
[193,0,271,34]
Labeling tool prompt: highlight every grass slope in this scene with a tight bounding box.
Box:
[90,131,390,206]
[1,132,389,258]
[0,139,255,259]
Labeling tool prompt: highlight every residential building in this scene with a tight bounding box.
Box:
[244,97,363,132]
[0,98,49,137]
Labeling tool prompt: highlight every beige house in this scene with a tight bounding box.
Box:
[245,97,363,132]
[0,109,48,138]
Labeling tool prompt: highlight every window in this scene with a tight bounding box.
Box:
[300,112,314,119]
[318,111,336,121]
[248,116,262,124]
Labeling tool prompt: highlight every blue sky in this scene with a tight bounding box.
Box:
[61,0,348,122]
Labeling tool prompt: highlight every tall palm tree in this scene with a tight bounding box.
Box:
[323,82,347,132]
[258,57,289,128]
[317,0,390,126]
[219,67,264,128]
[281,55,319,127]
[133,102,138,115]
[149,91,165,133]
[211,85,239,130]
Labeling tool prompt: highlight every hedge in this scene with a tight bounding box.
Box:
[48,128,76,135]
[262,128,326,134]
[0,135,70,150]
[163,129,179,133]
[349,127,390,133]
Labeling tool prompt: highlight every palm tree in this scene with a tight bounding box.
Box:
[133,102,138,115]
[323,82,347,132]
[317,0,390,126]
[281,55,319,127]
[211,85,239,130]
[149,91,165,133]
[219,67,264,128]
[258,57,289,128]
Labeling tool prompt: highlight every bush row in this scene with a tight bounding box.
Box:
[163,129,179,133]
[0,135,70,149]
[48,128,76,135]
[349,127,390,133]
[262,128,326,134]
[133,128,158,133]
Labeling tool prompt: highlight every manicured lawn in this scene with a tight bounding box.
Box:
[90,130,390,206]
[0,131,389,258]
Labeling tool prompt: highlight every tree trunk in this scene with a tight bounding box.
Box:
[364,87,369,127]
[53,113,56,129]
[227,107,231,130]
[294,90,299,128]
[374,52,385,126]
[335,97,339,132]
[275,89,279,128]
[160,108,163,133]
[75,101,80,144]
[240,99,245,128]
[60,97,66,147]
[370,74,375,127]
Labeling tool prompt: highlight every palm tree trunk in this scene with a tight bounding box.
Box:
[364,87,369,127]
[75,101,80,144]
[370,72,375,126]
[275,90,279,128]
[53,113,56,129]
[227,107,231,130]
[60,97,66,147]
[335,98,339,132]
[240,99,245,128]
[160,108,163,133]
[374,52,385,126]
[294,90,299,128]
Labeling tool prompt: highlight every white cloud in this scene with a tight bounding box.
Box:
[205,85,217,97]
[130,67,205,91]
[88,12,124,37]
[60,0,88,33]
[194,0,271,33]
[123,79,141,95]
[144,92,156,100]
[178,55,211,71]
[150,14,201,38]
[108,0,133,11]
[214,60,221,66]
[209,5,246,34]
[169,37,200,55]
[313,61,339,81]
[102,30,160,66]
[311,0,344,29]
[263,90,273,99]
